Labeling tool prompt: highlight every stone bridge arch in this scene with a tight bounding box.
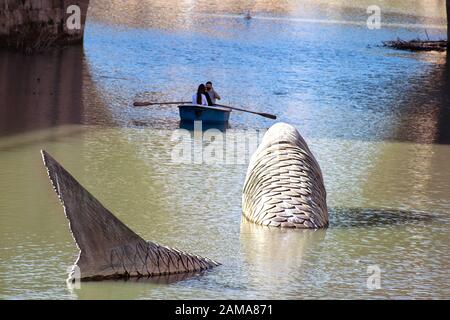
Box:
[0,0,90,50]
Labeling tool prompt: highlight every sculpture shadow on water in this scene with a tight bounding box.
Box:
[328,207,434,229]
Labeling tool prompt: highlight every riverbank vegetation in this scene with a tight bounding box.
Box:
[382,39,447,52]
[383,0,448,53]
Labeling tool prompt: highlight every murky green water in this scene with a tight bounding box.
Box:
[1,0,449,299]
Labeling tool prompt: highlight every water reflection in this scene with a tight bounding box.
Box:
[386,54,450,145]
[70,271,210,300]
[240,219,327,294]
[0,48,85,137]
[88,0,447,31]
[70,279,182,300]
[0,46,113,139]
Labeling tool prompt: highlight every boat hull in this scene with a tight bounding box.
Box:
[178,104,231,123]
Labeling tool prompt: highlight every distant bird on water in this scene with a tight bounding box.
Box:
[244,10,252,20]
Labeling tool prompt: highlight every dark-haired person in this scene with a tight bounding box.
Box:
[205,81,221,105]
[192,84,210,106]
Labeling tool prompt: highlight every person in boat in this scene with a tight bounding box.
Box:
[205,81,221,105]
[192,84,212,106]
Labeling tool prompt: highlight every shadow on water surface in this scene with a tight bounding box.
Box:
[329,207,434,228]
[239,208,435,232]
[82,270,208,285]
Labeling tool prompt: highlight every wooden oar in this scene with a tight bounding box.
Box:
[133,100,277,120]
[215,103,277,120]
[133,101,190,107]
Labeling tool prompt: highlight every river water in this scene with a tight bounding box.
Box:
[0,0,449,299]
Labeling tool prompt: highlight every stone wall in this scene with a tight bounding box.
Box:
[0,0,89,51]
[447,0,449,42]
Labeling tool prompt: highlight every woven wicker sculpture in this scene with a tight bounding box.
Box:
[41,150,219,281]
[242,123,328,228]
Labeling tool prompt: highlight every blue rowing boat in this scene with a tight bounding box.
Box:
[178,104,231,123]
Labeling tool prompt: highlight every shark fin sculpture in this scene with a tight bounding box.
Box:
[41,150,219,281]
